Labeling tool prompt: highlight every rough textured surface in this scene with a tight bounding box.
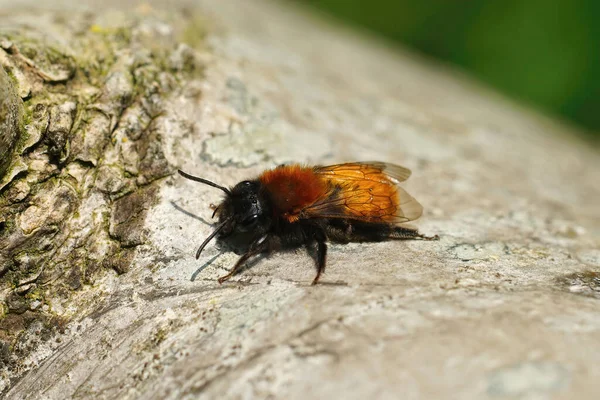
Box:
[0,2,199,381]
[0,63,22,182]
[1,0,600,399]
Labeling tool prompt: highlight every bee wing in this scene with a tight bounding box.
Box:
[314,161,412,183]
[300,162,423,223]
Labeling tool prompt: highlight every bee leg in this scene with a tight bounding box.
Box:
[218,235,270,284]
[217,254,253,284]
[310,230,328,285]
[391,226,439,241]
[416,232,440,241]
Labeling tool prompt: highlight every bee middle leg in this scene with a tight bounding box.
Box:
[309,229,327,285]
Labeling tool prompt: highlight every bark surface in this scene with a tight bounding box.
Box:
[1,1,599,399]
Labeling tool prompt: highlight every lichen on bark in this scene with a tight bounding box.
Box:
[0,9,203,385]
[0,63,23,184]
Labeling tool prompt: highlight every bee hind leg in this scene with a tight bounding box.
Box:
[390,226,439,241]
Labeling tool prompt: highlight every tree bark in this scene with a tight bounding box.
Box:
[1,0,599,399]
[0,64,22,183]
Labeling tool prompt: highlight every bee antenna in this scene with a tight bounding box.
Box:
[178,170,232,196]
[195,217,233,259]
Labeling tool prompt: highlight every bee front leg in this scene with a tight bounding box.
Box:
[217,235,270,284]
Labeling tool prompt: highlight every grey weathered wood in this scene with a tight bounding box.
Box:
[1,0,599,399]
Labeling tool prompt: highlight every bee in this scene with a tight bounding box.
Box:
[178,162,438,285]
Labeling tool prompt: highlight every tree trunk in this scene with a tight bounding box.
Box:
[1,0,599,398]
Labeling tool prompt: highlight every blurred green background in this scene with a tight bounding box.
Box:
[302,0,600,139]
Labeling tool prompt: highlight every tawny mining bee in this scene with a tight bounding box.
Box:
[178,161,437,285]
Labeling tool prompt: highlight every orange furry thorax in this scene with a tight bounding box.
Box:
[259,165,327,218]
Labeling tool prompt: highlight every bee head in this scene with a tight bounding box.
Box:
[178,170,271,258]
